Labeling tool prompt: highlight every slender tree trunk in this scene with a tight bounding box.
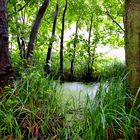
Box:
[70,19,79,80]
[124,0,140,100]
[44,3,59,76]
[60,0,68,81]
[0,0,14,91]
[87,13,93,78]
[17,37,26,59]
[21,37,26,59]
[17,36,21,57]
[27,0,50,60]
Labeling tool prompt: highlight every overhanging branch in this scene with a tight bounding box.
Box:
[106,10,125,32]
[17,0,32,12]
[8,0,31,19]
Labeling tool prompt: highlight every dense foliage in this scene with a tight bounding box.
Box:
[7,0,124,81]
[0,0,139,139]
[0,68,139,139]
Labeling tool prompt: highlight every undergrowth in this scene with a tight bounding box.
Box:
[0,69,65,139]
[0,68,140,139]
[10,50,125,82]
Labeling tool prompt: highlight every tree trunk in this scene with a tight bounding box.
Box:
[0,0,14,91]
[70,19,79,80]
[17,37,26,59]
[44,3,59,76]
[21,37,26,59]
[27,0,50,60]
[60,0,68,81]
[124,0,140,99]
[87,13,93,79]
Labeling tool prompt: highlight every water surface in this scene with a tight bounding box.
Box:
[59,82,100,99]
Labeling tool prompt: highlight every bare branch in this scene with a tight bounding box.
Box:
[17,0,31,12]
[106,10,125,32]
[8,0,31,20]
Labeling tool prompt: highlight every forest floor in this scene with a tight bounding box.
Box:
[0,75,140,139]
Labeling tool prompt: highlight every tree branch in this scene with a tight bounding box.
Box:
[8,0,31,20]
[17,0,31,12]
[106,10,124,32]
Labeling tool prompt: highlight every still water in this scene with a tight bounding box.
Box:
[58,82,100,99]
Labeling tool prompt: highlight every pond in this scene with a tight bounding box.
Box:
[58,82,100,99]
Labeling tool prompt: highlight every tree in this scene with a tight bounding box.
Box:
[44,3,59,76]
[0,0,14,91]
[27,0,50,60]
[124,0,140,99]
[70,18,79,80]
[7,0,124,82]
[60,0,68,81]
[17,36,26,59]
[87,13,93,79]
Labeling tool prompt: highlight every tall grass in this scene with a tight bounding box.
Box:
[0,67,139,139]
[0,68,65,139]
[61,77,140,140]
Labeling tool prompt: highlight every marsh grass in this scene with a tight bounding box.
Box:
[79,78,139,140]
[60,77,140,140]
[0,68,66,139]
[0,68,139,139]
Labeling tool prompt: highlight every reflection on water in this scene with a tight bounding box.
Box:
[59,82,100,99]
